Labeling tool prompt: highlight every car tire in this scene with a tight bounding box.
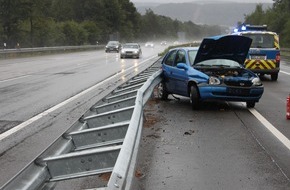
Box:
[246,101,255,108]
[271,73,278,81]
[190,85,199,110]
[158,82,168,100]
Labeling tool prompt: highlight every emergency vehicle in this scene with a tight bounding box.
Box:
[232,24,280,81]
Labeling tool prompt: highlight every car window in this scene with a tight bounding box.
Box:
[123,44,138,48]
[195,59,241,67]
[164,50,177,66]
[242,33,275,48]
[174,50,186,66]
[188,50,198,66]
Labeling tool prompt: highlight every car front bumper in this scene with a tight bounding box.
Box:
[198,85,264,102]
[120,52,140,57]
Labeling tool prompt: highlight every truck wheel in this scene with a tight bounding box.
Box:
[246,102,255,108]
[271,73,278,81]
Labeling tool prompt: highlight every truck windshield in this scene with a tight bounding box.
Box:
[242,33,275,48]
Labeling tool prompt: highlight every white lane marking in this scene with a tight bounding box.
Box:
[0,75,31,83]
[247,106,290,151]
[0,55,157,141]
[280,70,290,76]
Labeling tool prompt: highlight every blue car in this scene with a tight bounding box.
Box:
[159,35,264,109]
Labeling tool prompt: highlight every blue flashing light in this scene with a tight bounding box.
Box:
[241,25,246,31]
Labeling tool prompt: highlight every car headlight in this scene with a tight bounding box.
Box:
[134,50,138,53]
[252,77,262,86]
[209,76,221,85]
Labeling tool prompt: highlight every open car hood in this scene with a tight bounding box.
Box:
[193,35,252,65]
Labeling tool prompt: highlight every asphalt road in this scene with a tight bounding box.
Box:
[0,44,164,188]
[1,45,289,189]
[137,60,290,189]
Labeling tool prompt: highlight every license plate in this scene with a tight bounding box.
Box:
[227,88,250,96]
[250,55,266,60]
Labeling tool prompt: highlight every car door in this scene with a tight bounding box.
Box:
[170,50,188,96]
[162,49,177,93]
[162,49,188,96]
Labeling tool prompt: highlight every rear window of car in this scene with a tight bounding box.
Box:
[241,33,275,48]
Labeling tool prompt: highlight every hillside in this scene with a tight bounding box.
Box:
[135,2,272,26]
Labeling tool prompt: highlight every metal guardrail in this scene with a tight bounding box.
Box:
[0,59,162,190]
[106,69,162,190]
[0,45,104,58]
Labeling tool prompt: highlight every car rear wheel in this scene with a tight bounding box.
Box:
[246,101,255,108]
[158,82,168,100]
[271,73,278,81]
[190,85,199,110]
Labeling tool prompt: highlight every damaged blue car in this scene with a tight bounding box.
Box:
[159,35,264,109]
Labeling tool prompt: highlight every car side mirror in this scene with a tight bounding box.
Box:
[177,63,189,70]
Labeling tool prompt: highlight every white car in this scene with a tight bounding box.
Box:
[145,42,154,48]
[120,43,142,59]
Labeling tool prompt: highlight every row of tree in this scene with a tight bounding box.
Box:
[0,0,223,49]
[244,0,290,47]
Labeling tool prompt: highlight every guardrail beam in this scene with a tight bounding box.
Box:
[69,121,130,150]
[43,145,121,182]
[84,106,134,128]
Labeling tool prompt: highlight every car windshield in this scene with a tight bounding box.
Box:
[194,59,241,68]
[108,42,118,45]
[241,33,275,48]
[188,50,198,66]
[123,44,138,48]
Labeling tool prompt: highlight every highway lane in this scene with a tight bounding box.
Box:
[0,46,162,133]
[0,44,164,187]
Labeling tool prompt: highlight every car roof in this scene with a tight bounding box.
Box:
[193,35,252,65]
[169,46,199,51]
[124,42,139,44]
[232,31,278,36]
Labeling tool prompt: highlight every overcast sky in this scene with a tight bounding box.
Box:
[131,0,273,3]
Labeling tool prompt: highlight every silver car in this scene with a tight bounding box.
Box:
[120,43,142,59]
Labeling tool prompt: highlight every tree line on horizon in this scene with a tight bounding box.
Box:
[0,0,223,49]
[244,0,290,47]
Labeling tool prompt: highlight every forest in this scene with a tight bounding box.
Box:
[245,0,290,47]
[0,0,223,49]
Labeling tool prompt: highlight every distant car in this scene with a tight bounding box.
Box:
[105,41,121,53]
[159,35,264,109]
[160,41,167,46]
[120,43,142,59]
[145,41,154,48]
[173,41,180,45]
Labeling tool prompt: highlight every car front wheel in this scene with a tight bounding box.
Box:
[158,82,168,100]
[190,85,199,110]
